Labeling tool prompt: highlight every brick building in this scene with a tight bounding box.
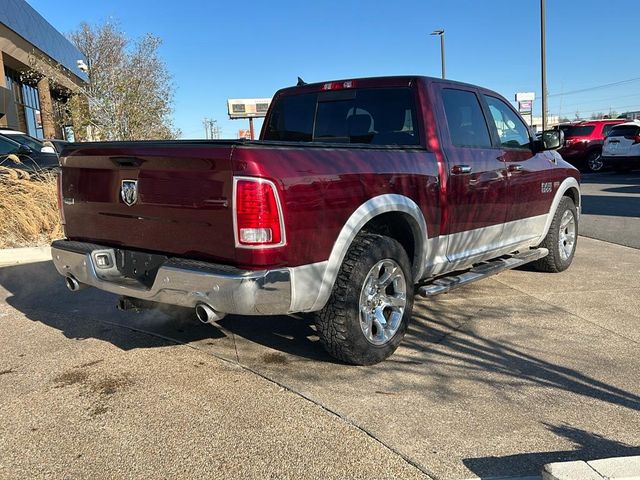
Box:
[0,0,87,140]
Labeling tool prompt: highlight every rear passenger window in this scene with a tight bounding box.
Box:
[441,89,492,148]
[483,95,531,149]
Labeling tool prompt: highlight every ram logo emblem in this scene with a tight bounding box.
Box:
[121,180,138,206]
[541,182,552,194]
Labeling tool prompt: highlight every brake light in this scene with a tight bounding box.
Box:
[234,177,284,247]
[624,134,640,145]
[322,80,356,91]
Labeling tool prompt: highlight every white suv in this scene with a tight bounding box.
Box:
[602,121,640,172]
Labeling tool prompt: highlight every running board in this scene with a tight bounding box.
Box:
[417,248,549,297]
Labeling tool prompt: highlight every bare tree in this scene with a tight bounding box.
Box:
[69,22,179,141]
[27,21,179,141]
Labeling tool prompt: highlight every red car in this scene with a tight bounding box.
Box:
[52,76,580,364]
[558,119,626,172]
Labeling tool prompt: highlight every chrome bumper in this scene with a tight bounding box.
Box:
[51,241,292,315]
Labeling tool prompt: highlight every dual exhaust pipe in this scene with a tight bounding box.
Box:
[195,303,225,324]
[65,275,224,323]
[65,275,87,292]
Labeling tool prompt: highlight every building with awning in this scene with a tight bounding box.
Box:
[0,0,87,140]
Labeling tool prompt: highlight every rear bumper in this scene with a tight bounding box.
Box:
[602,156,640,169]
[51,240,295,315]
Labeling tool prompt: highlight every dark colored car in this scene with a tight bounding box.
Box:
[557,119,626,172]
[51,75,579,364]
[0,134,59,172]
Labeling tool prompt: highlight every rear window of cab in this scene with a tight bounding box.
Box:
[264,87,420,146]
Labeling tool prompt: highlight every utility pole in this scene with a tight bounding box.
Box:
[540,0,547,131]
[202,118,221,139]
[430,29,445,79]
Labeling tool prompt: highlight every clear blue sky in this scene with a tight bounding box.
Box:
[28,0,640,138]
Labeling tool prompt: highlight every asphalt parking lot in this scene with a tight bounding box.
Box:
[580,171,640,249]
[1,177,639,479]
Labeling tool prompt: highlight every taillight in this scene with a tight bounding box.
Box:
[234,177,284,247]
[625,135,640,145]
[56,172,65,225]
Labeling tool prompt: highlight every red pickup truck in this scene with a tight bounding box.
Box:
[52,76,580,365]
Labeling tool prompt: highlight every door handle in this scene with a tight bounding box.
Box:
[451,164,472,174]
[508,164,524,172]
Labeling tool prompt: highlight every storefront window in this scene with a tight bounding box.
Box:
[4,66,44,139]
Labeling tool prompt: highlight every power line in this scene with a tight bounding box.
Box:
[548,77,640,98]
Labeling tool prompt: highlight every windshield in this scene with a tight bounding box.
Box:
[3,133,44,151]
[607,125,640,138]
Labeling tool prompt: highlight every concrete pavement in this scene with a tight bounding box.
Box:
[0,294,428,479]
[1,236,638,479]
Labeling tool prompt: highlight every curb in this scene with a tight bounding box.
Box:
[0,246,52,267]
[543,456,640,480]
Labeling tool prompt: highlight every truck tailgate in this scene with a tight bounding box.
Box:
[60,141,239,263]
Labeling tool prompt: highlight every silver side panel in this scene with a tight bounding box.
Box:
[424,214,548,276]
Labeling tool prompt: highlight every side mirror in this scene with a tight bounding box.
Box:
[541,129,563,150]
[16,144,32,155]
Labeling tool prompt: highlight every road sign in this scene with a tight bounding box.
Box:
[518,100,533,116]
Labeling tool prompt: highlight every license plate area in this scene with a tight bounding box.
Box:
[115,249,167,288]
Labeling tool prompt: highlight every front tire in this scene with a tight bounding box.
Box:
[532,196,578,272]
[314,233,414,365]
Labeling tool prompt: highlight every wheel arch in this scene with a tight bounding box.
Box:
[534,177,581,246]
[308,194,428,312]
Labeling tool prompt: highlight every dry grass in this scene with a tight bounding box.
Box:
[0,167,63,248]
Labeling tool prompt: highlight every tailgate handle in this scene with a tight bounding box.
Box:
[111,156,145,168]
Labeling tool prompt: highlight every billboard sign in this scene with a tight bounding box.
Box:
[227,98,272,119]
[515,92,535,102]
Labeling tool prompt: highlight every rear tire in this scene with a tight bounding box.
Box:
[532,196,578,273]
[314,233,414,365]
[586,150,604,172]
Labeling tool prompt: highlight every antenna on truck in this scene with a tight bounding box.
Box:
[296,77,307,86]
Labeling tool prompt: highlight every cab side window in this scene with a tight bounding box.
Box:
[441,89,492,148]
[483,95,531,149]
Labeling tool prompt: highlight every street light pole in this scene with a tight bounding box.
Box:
[541,0,547,131]
[430,29,445,79]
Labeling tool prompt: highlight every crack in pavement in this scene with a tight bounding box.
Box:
[63,314,439,480]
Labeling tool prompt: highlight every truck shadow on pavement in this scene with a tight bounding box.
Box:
[2,261,639,408]
[0,261,224,350]
[463,424,640,478]
[403,304,640,412]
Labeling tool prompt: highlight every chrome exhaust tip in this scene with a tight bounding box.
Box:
[65,275,86,292]
[195,303,225,324]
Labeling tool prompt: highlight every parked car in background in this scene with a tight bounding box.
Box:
[0,129,57,154]
[602,121,640,172]
[557,119,626,172]
[0,134,59,172]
